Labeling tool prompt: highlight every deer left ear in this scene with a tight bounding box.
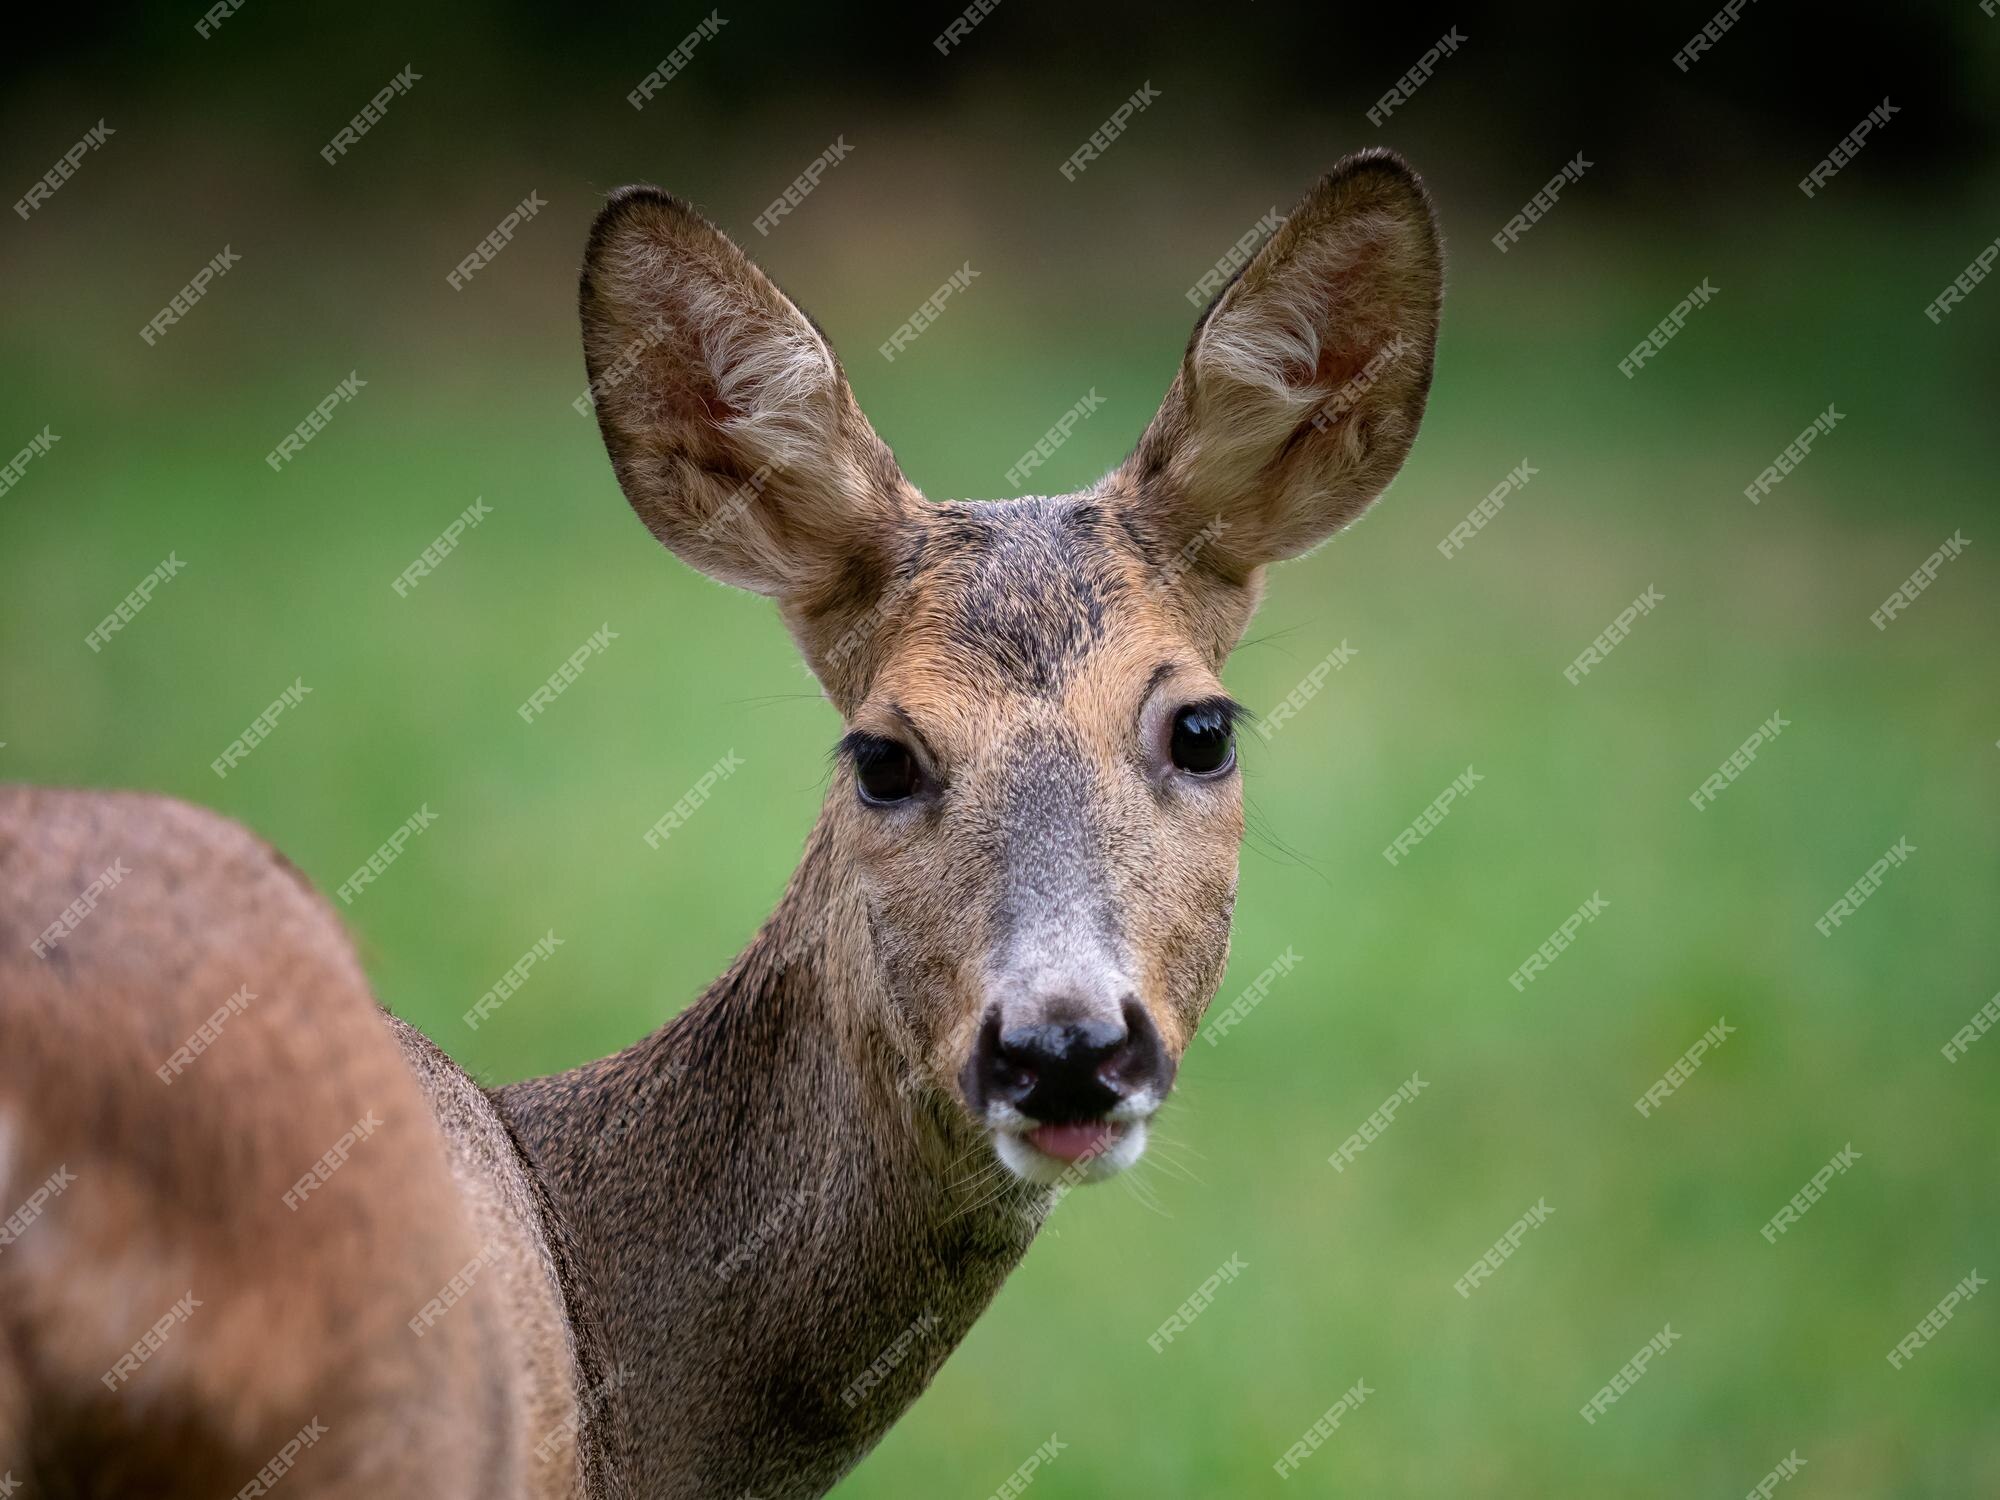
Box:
[1118,150,1442,587]
[579,186,922,708]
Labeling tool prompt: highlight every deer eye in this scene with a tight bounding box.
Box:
[851,736,922,805]
[1169,703,1236,777]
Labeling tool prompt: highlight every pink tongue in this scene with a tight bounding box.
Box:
[1027,1122,1120,1162]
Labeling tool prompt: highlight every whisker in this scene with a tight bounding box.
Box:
[1117,1165,1172,1219]
[1141,1145,1206,1187]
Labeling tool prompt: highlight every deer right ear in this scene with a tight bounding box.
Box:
[579,187,917,615]
[1117,151,1442,617]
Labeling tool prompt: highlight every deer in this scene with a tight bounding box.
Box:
[0,148,1441,1497]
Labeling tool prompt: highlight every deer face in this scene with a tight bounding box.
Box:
[824,494,1246,1185]
[581,152,1442,1185]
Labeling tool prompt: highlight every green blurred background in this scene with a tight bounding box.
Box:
[5,2,1997,1493]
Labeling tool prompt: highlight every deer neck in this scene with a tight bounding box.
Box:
[499,809,1051,1498]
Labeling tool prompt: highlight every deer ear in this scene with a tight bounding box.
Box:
[1118,150,1442,589]
[579,186,917,621]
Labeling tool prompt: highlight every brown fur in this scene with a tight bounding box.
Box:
[0,150,1442,1497]
[0,787,578,1496]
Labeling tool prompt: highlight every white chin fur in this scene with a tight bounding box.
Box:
[992,1119,1149,1187]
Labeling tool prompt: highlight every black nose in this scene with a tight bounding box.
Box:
[963,1000,1170,1123]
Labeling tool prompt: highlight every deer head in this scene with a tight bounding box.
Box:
[580,151,1442,1189]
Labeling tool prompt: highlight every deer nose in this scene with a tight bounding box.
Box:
[966,1000,1168,1123]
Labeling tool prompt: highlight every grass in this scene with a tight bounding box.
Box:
[3,187,1994,1495]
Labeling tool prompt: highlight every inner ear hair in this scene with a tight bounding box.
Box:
[1120,149,1444,588]
[578,186,921,700]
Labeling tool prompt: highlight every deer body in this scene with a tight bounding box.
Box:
[0,787,585,1495]
[0,151,1442,1496]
